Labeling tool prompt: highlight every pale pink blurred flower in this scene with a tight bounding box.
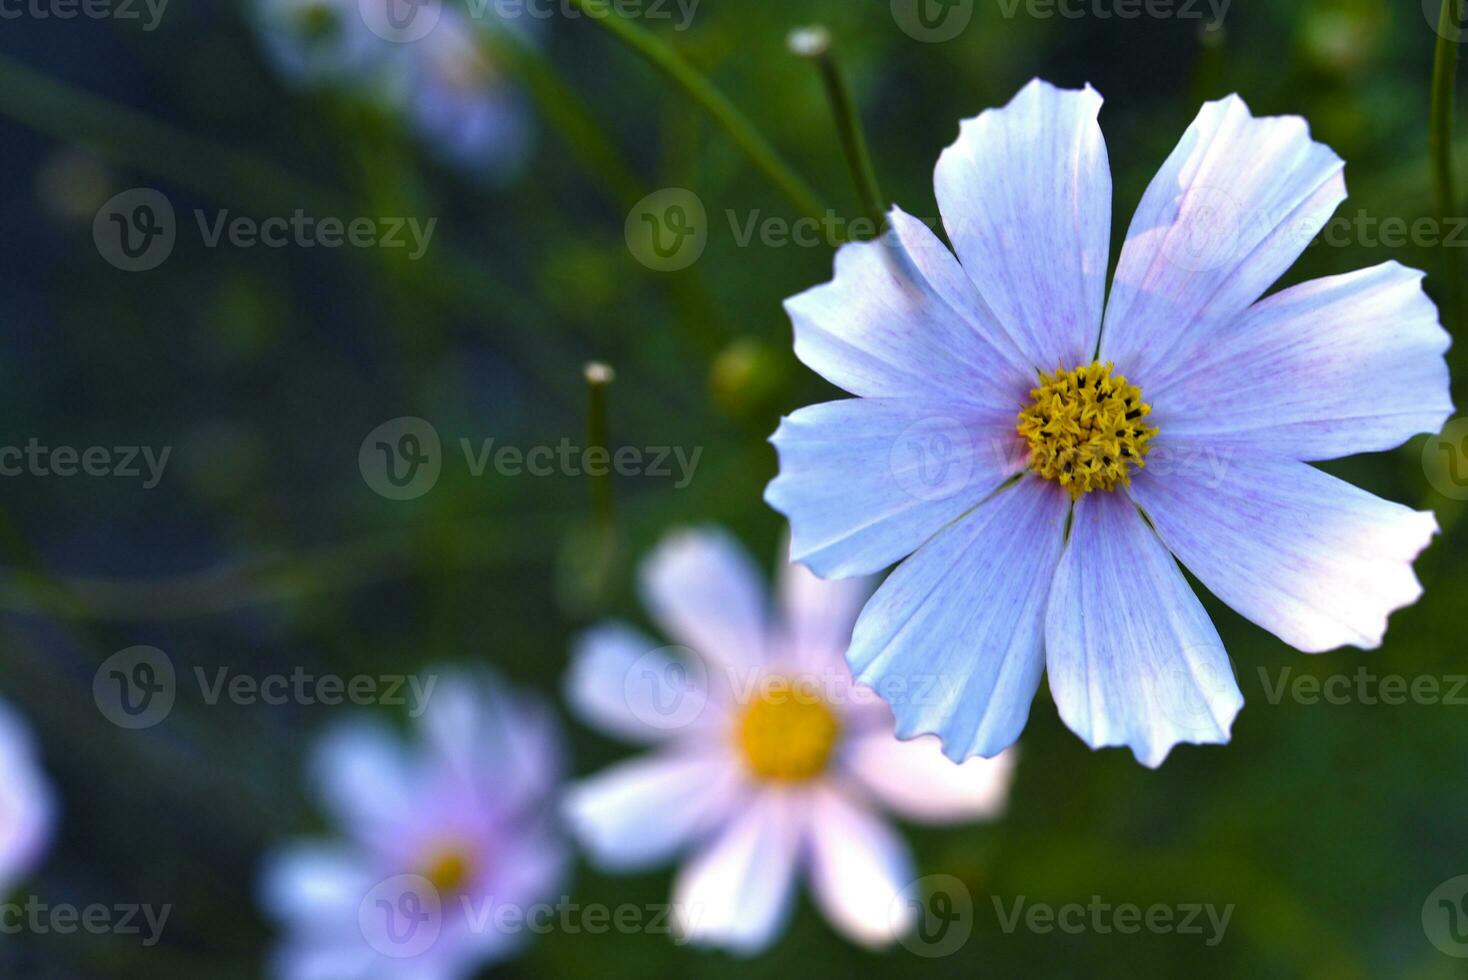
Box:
[563,527,1016,954]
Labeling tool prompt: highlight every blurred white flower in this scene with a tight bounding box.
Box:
[0,698,54,892]
[251,0,535,179]
[563,527,1016,955]
[259,671,568,980]
[252,0,388,90]
[403,9,534,179]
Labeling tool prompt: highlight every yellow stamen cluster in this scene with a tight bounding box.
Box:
[736,679,840,782]
[422,844,475,895]
[1017,361,1157,499]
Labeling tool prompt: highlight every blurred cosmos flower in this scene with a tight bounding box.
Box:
[0,698,54,892]
[251,0,534,178]
[252,0,388,90]
[259,672,567,980]
[766,79,1452,768]
[563,528,1015,954]
[402,9,535,179]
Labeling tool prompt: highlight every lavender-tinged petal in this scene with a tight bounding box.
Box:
[1129,448,1438,652]
[775,558,875,670]
[1101,94,1346,391]
[563,750,744,872]
[671,792,802,955]
[843,733,1017,825]
[784,222,1034,408]
[767,398,1028,579]
[1146,262,1452,460]
[564,622,708,743]
[846,479,1070,761]
[804,785,916,948]
[934,78,1112,371]
[640,527,771,675]
[1045,490,1243,768]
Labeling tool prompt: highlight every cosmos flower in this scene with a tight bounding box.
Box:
[0,698,54,892]
[251,0,390,90]
[259,671,568,980]
[251,1,534,178]
[562,528,1016,954]
[765,79,1452,767]
[402,8,535,179]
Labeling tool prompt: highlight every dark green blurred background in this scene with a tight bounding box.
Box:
[1,0,1467,976]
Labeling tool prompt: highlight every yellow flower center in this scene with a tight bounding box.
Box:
[421,843,475,895]
[736,678,840,782]
[1017,360,1158,499]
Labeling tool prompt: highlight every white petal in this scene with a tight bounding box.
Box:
[1102,94,1346,390]
[847,478,1070,761]
[309,720,417,851]
[934,78,1112,371]
[672,792,802,955]
[1045,490,1243,768]
[784,212,1034,409]
[640,527,770,676]
[775,557,874,669]
[0,702,52,889]
[258,844,376,927]
[1129,448,1438,652]
[805,785,916,948]
[564,622,711,742]
[563,749,744,872]
[419,671,563,817]
[767,398,1028,578]
[845,733,1017,824]
[1145,262,1452,460]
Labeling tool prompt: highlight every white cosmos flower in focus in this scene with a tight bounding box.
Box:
[765,79,1453,768]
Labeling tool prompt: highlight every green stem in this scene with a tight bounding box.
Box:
[790,27,887,235]
[563,0,828,223]
[1430,0,1464,332]
[584,362,617,529]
